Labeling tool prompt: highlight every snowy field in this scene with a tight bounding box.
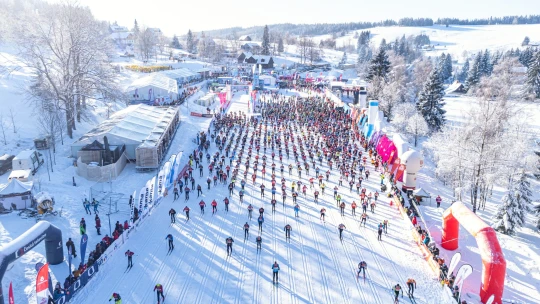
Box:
[73,92,448,304]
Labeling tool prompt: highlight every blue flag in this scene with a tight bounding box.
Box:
[80,234,88,264]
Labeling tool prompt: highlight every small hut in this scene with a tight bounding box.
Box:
[0,179,33,210]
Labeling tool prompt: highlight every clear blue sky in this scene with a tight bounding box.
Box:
[50,0,539,36]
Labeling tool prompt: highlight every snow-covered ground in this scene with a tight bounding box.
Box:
[72,90,449,304]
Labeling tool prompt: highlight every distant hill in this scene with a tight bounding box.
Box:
[194,15,540,38]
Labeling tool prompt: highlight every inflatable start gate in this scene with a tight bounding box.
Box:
[442,202,506,304]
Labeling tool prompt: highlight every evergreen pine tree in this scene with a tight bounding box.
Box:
[366,47,390,81]
[417,68,446,131]
[186,29,194,53]
[339,52,348,68]
[445,54,453,80]
[379,39,387,50]
[262,25,270,55]
[481,49,493,76]
[458,59,470,82]
[492,172,532,235]
[438,53,447,81]
[465,53,482,89]
[277,37,284,53]
[522,36,530,46]
[519,47,533,67]
[526,50,540,99]
[133,19,140,35]
[398,35,407,57]
[171,35,181,49]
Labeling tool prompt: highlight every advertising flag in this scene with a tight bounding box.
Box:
[8,282,14,304]
[36,263,50,304]
[448,252,462,278]
[80,234,88,264]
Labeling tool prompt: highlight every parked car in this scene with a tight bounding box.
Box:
[0,154,15,175]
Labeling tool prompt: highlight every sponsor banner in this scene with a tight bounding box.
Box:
[448,252,461,278]
[36,263,50,304]
[157,169,165,198]
[201,113,214,118]
[8,282,14,304]
[55,263,99,304]
[190,112,202,117]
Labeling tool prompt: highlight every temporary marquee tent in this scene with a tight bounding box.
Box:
[0,179,33,210]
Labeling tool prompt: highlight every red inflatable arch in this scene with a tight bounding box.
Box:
[442,201,506,304]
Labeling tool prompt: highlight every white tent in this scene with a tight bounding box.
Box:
[0,179,33,210]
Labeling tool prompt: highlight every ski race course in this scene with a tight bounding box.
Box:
[76,92,447,304]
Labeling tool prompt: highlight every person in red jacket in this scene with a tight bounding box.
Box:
[211,200,218,214]
[183,206,190,220]
[154,284,165,303]
[125,250,134,268]
[95,215,101,235]
[113,230,119,240]
[199,200,206,215]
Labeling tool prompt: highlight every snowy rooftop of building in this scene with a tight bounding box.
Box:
[72,104,178,147]
[127,74,178,94]
[159,68,199,80]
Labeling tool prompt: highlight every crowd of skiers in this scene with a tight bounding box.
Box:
[104,89,448,302]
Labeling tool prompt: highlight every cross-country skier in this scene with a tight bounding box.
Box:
[183,206,190,220]
[320,208,326,222]
[109,293,121,303]
[272,261,280,283]
[169,208,176,223]
[393,284,403,303]
[199,200,206,215]
[154,284,165,304]
[361,213,369,227]
[351,201,357,216]
[125,250,134,268]
[284,224,292,240]
[258,215,264,232]
[338,224,346,240]
[256,236,262,253]
[271,199,277,213]
[436,195,442,208]
[95,215,101,235]
[165,234,174,251]
[244,222,250,239]
[357,261,367,279]
[248,204,254,219]
[377,223,383,241]
[383,219,389,234]
[294,204,300,217]
[173,187,179,200]
[226,237,234,256]
[211,200,218,214]
[224,197,230,212]
[407,278,417,297]
[339,201,346,216]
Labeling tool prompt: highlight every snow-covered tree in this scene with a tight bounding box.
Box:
[366,47,390,81]
[339,52,348,68]
[522,36,530,46]
[262,25,270,55]
[444,54,453,81]
[492,171,532,235]
[417,68,445,131]
[519,47,534,68]
[391,102,416,133]
[465,52,482,89]
[171,35,181,49]
[133,19,139,35]
[186,29,195,53]
[458,59,470,82]
[410,57,433,101]
[379,52,408,119]
[407,113,430,147]
[277,37,284,53]
[481,49,493,76]
[379,38,387,50]
[525,50,540,99]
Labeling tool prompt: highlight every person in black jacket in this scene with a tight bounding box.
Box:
[66,238,77,258]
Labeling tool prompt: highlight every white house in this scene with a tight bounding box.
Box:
[109,32,135,46]
[109,25,129,33]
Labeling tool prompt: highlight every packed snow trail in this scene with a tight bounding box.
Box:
[77,91,446,304]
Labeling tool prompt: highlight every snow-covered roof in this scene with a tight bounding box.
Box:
[0,179,33,196]
[413,188,431,198]
[159,68,199,80]
[127,74,178,94]
[14,150,36,161]
[109,32,134,40]
[72,104,178,148]
[239,35,251,40]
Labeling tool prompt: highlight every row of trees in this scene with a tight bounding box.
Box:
[436,15,540,26]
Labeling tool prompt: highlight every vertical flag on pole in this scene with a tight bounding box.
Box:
[8,282,14,304]
[36,263,50,304]
[80,234,88,264]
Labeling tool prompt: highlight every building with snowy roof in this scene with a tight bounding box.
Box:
[71,104,180,176]
[126,73,179,104]
[0,179,34,210]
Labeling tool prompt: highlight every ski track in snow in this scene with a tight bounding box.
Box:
[284,209,298,304]
[318,189,351,304]
[341,212,384,304]
[233,196,252,304]
[294,207,316,304]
